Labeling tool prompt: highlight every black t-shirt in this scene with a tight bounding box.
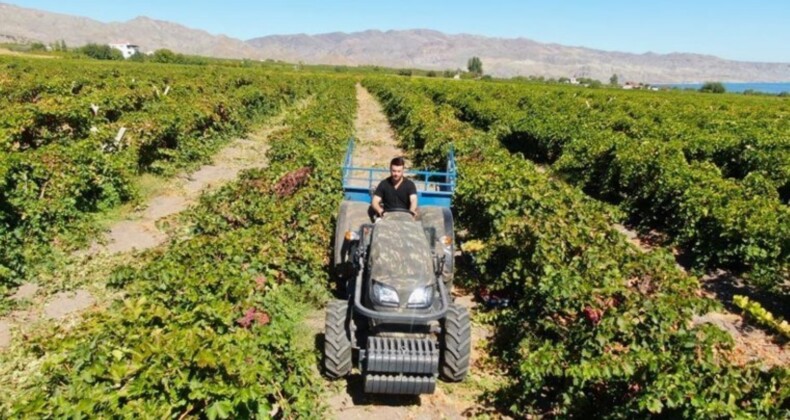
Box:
[374,177,417,212]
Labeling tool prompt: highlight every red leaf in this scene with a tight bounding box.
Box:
[583,307,603,326]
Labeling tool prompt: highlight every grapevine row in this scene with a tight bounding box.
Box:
[3,77,357,417]
[0,57,320,298]
[419,79,789,294]
[426,81,790,198]
[365,77,788,418]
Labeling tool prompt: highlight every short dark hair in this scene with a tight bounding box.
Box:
[390,156,405,167]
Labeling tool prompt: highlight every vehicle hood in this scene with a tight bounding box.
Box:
[369,219,434,289]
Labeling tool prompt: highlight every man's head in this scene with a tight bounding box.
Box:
[389,156,405,182]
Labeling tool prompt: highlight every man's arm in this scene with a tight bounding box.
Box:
[408,180,418,218]
[372,181,386,217]
[371,195,385,217]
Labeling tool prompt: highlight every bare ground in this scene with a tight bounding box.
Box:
[0,104,299,351]
[351,83,402,169]
[344,83,405,192]
[318,85,505,418]
[85,128,282,255]
[0,48,55,59]
[612,224,788,368]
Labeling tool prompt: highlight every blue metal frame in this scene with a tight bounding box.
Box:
[342,138,456,207]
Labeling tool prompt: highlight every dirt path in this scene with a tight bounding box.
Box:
[0,48,55,59]
[0,104,300,350]
[351,83,402,168]
[316,84,502,419]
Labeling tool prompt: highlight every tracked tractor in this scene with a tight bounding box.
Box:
[324,139,471,395]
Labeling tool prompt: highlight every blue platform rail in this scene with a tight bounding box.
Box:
[341,138,456,208]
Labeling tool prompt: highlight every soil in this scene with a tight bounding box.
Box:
[43,290,96,320]
[352,83,402,169]
[319,85,505,419]
[86,127,277,256]
[692,312,789,367]
[0,321,9,349]
[612,225,789,368]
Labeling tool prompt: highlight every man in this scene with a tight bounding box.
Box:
[371,157,418,220]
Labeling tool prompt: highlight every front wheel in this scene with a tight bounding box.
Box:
[324,299,353,379]
[440,303,471,382]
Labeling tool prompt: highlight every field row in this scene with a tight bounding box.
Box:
[417,79,789,294]
[364,77,788,418]
[431,80,790,198]
[0,57,323,298]
[2,77,357,417]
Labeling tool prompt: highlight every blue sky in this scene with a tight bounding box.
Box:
[10,0,790,62]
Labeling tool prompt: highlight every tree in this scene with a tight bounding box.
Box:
[467,56,483,76]
[129,51,147,62]
[79,43,123,60]
[609,73,619,86]
[699,81,726,93]
[49,39,67,52]
[151,49,177,63]
[29,42,47,52]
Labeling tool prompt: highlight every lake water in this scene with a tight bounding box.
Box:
[659,82,790,94]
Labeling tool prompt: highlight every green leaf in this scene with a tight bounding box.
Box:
[207,400,233,420]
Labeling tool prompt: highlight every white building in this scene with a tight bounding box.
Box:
[109,43,140,59]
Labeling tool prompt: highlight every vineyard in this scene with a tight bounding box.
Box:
[0,58,320,299]
[414,79,790,294]
[0,55,788,418]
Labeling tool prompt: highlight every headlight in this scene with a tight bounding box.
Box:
[407,285,434,308]
[372,282,399,306]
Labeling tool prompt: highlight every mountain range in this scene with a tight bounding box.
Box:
[1,2,788,83]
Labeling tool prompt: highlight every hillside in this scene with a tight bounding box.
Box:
[248,29,790,83]
[0,2,260,59]
[1,2,789,82]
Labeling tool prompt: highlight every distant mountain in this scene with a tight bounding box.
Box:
[0,2,260,59]
[2,2,788,83]
[247,29,790,83]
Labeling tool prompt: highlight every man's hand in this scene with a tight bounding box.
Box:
[371,195,385,219]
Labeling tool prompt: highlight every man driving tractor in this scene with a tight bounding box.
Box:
[371,157,418,220]
[327,140,468,394]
